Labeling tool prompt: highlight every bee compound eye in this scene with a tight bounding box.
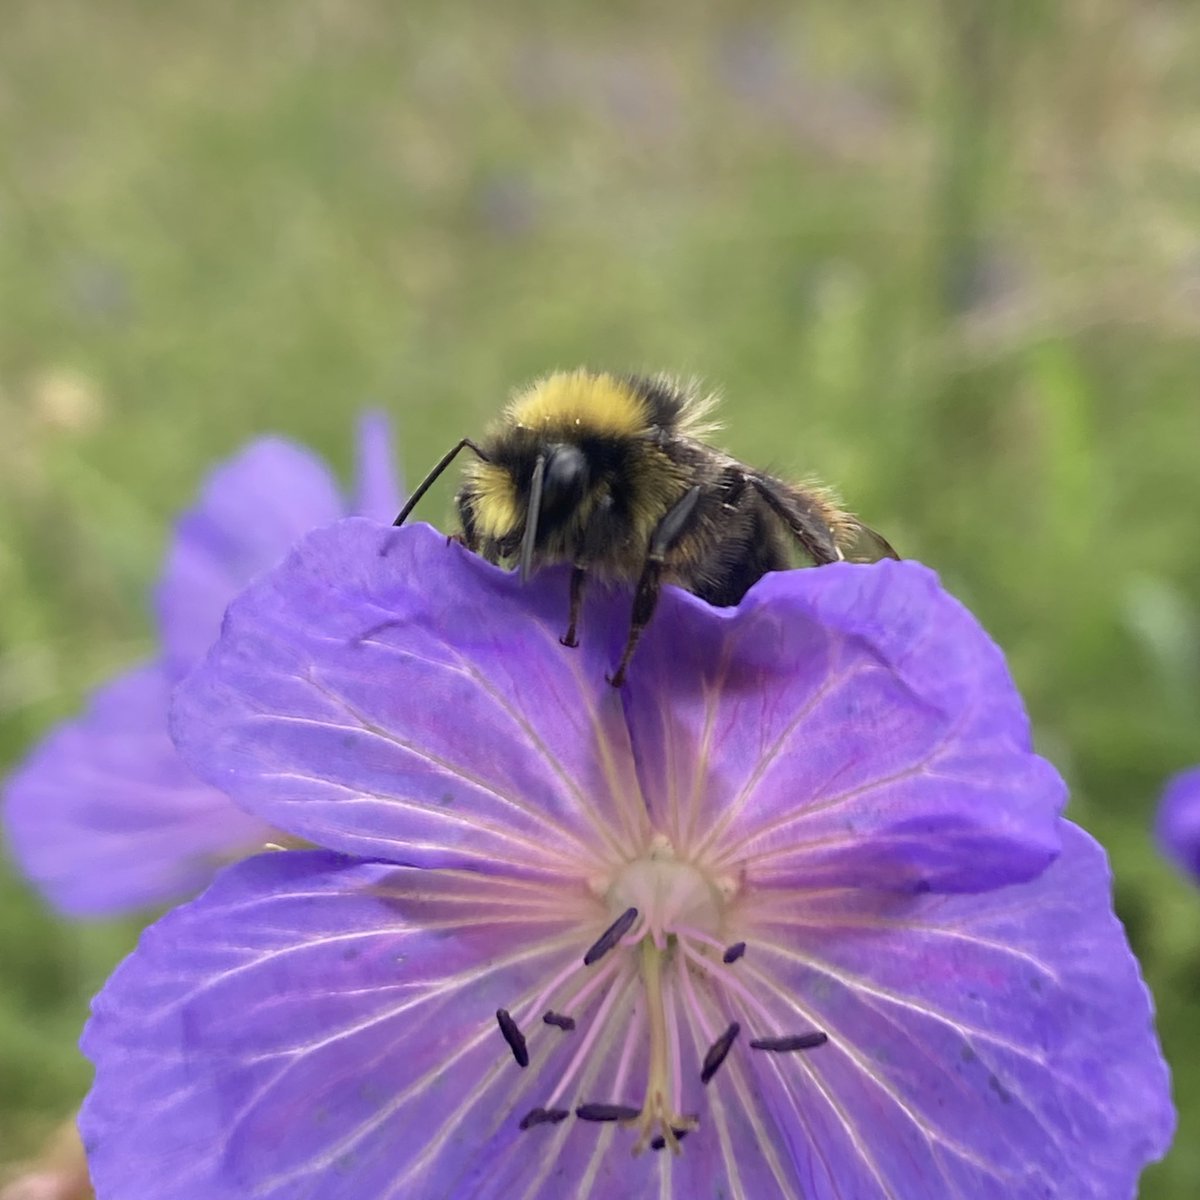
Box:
[545,444,589,496]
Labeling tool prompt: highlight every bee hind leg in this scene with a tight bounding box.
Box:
[747,474,841,565]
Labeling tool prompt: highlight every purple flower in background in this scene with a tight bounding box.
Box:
[2,417,401,916]
[81,522,1173,1198]
[1156,765,1200,882]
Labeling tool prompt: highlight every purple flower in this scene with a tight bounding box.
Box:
[80,521,1173,1197]
[1156,765,1200,882]
[2,417,401,916]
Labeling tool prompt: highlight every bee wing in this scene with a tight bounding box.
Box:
[839,518,901,563]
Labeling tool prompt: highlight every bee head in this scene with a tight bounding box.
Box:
[540,443,590,521]
[520,442,591,580]
[459,370,689,572]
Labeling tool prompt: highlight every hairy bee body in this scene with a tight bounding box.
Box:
[395,369,896,684]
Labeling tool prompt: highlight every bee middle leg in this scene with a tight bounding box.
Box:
[558,495,617,649]
[608,485,702,688]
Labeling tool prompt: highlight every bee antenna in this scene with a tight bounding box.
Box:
[392,438,489,527]
[520,453,546,583]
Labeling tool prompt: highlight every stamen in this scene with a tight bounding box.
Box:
[650,1128,692,1152]
[669,924,728,956]
[543,965,634,1109]
[542,1010,576,1031]
[700,1021,741,1085]
[495,1008,529,1068]
[576,1102,641,1122]
[664,971,684,1132]
[583,907,639,966]
[519,1107,570,1130]
[610,994,646,1111]
[722,942,746,964]
[750,1032,829,1053]
[520,944,617,1028]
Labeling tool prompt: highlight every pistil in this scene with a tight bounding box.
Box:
[630,935,697,1154]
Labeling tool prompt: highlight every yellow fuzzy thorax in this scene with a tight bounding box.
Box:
[506,370,650,438]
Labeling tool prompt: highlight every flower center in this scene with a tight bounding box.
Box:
[607,834,725,950]
[596,837,729,1152]
[502,833,827,1158]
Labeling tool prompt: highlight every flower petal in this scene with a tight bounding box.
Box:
[81,851,708,1200]
[170,520,650,877]
[2,664,268,916]
[725,821,1173,1198]
[1156,765,1200,881]
[622,559,1064,893]
[155,438,345,678]
[350,410,404,521]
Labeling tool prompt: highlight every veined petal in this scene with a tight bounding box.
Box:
[155,438,345,679]
[351,410,404,521]
[170,521,650,877]
[1156,765,1200,881]
[2,664,268,916]
[726,821,1173,1199]
[622,560,1064,893]
[82,852,680,1200]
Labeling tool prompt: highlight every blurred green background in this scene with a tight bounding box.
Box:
[1,0,1198,1194]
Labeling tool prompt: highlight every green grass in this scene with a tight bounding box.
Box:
[2,1,1198,1193]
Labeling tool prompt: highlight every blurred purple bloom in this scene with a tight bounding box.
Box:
[2,418,401,917]
[1156,765,1200,882]
[81,522,1173,1197]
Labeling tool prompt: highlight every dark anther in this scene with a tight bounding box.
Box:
[722,942,746,964]
[575,1102,642,1123]
[700,1021,741,1085]
[496,1008,529,1068]
[650,1129,692,1152]
[519,1107,571,1130]
[582,907,639,966]
[749,1032,829,1053]
[543,1010,576,1031]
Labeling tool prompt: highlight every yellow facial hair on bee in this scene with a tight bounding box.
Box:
[466,462,521,541]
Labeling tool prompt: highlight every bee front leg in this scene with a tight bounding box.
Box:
[608,485,702,688]
[560,566,586,648]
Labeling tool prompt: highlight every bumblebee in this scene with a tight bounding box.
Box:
[394,369,897,686]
